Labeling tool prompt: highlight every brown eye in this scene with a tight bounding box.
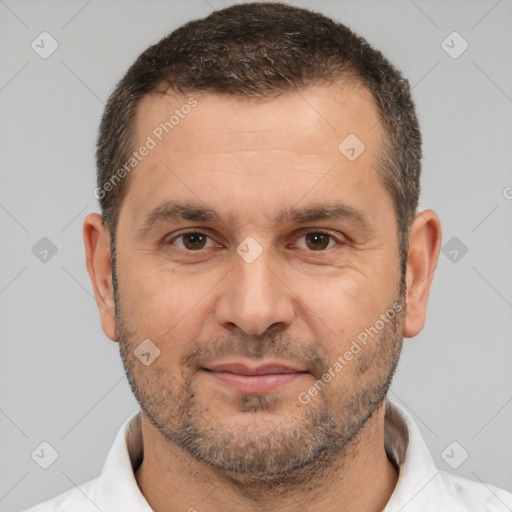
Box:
[182,233,207,250]
[304,232,332,251]
[292,231,339,251]
[170,232,212,251]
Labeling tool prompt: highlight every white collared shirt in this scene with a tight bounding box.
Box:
[22,400,512,511]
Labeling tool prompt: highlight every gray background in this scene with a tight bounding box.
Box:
[1,0,511,510]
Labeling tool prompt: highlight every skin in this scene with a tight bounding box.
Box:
[84,82,441,512]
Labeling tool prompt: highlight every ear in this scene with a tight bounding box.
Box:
[404,209,442,338]
[83,213,117,341]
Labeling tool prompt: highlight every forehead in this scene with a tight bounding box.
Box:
[134,82,380,156]
[122,83,389,229]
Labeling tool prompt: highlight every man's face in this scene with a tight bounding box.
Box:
[113,83,405,484]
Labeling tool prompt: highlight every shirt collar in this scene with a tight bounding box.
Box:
[95,410,153,511]
[383,399,456,511]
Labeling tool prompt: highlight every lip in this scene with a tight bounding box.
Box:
[202,361,309,393]
[205,362,306,375]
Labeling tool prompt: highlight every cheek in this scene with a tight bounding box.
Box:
[299,268,398,358]
[116,254,218,344]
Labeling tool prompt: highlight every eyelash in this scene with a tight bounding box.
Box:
[165,229,344,253]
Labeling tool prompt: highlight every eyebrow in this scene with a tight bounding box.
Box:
[139,200,370,232]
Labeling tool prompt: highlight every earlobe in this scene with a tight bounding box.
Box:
[83,213,117,342]
[403,210,442,338]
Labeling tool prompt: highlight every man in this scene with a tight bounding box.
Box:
[23,2,512,511]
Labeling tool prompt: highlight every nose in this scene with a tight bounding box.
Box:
[214,245,296,336]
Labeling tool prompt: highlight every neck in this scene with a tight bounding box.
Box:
[135,401,398,512]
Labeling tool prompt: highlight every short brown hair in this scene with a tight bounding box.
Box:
[96,1,421,273]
